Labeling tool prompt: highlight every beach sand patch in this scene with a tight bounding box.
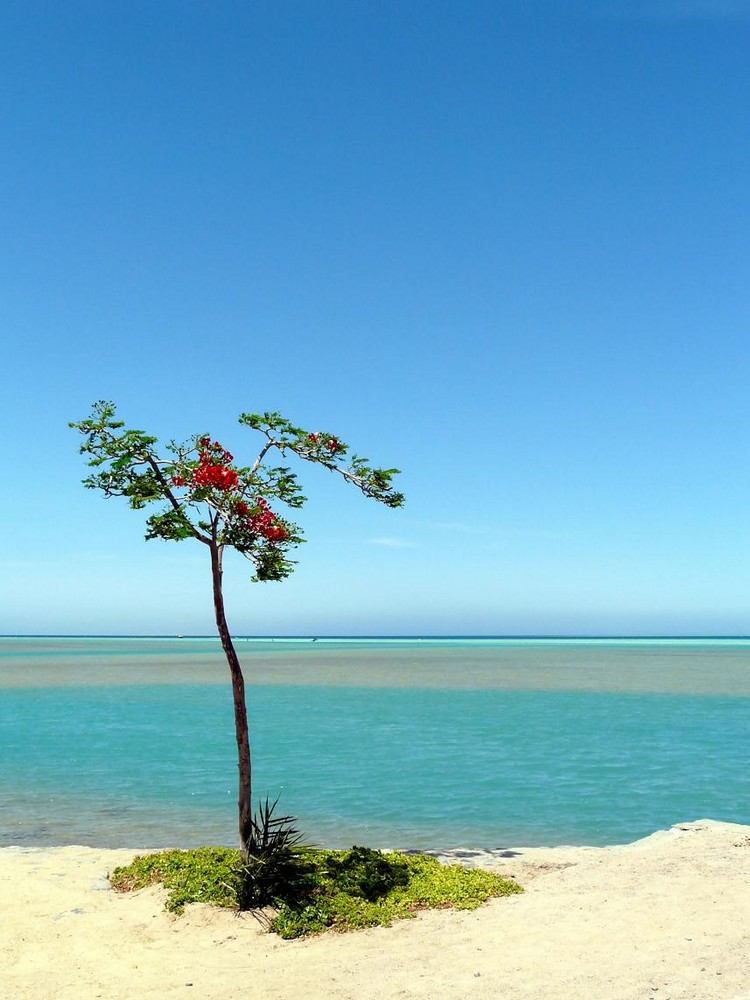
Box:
[2,821,750,999]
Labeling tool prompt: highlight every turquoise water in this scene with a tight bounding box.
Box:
[1,637,749,849]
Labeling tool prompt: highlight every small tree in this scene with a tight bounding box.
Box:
[71,401,403,856]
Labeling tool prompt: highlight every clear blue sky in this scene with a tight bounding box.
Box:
[2,1,749,635]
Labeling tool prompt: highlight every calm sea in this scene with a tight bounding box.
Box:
[1,636,749,850]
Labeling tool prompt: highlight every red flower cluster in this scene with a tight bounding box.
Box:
[193,464,239,490]
[191,439,238,491]
[243,497,288,543]
[171,439,288,545]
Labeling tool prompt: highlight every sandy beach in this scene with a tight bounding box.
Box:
[2,819,749,1000]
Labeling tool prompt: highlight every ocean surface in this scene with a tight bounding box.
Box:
[1,636,749,851]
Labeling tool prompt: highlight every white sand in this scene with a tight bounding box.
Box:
[2,820,750,1000]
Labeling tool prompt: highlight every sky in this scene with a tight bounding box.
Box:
[1,0,749,636]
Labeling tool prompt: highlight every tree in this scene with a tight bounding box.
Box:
[71,401,404,857]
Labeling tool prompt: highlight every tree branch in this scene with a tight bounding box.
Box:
[143,453,212,545]
[250,440,276,474]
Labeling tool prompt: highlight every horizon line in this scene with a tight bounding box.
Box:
[3,633,750,641]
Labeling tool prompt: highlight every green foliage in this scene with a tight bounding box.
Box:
[70,400,404,583]
[110,847,241,915]
[144,506,195,542]
[270,849,522,939]
[235,798,315,909]
[111,844,523,937]
[388,853,518,910]
[323,845,411,901]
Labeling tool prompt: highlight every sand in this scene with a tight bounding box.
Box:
[2,819,750,1000]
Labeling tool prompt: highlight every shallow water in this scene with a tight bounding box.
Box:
[1,637,748,849]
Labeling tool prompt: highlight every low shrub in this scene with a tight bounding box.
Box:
[110,846,240,914]
[111,842,522,938]
[234,798,316,910]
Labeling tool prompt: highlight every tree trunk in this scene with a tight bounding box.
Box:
[210,541,253,859]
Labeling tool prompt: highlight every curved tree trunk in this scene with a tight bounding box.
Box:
[210,541,252,858]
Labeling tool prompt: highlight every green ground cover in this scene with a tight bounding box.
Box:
[110,844,522,939]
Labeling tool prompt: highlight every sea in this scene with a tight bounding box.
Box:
[1,636,749,851]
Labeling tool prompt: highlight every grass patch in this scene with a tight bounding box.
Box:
[110,846,241,915]
[111,844,522,938]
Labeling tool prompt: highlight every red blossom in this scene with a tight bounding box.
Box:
[193,464,239,491]
[245,497,288,543]
[190,438,239,492]
[326,438,340,453]
[172,475,187,487]
[264,524,288,542]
